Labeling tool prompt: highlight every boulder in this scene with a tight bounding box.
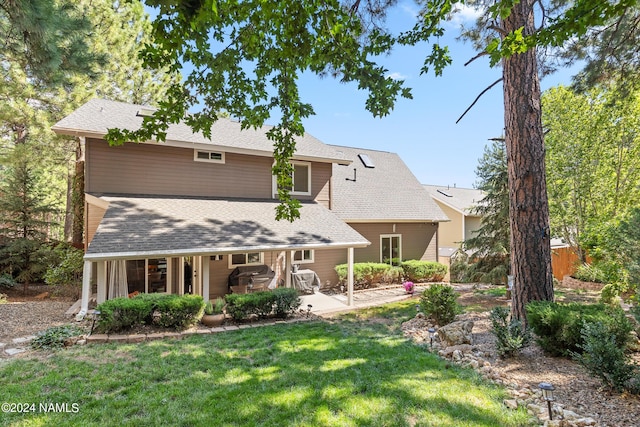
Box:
[438,320,474,347]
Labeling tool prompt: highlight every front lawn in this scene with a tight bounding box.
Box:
[0,301,531,426]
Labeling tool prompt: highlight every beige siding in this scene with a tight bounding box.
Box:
[433,202,464,248]
[85,202,107,247]
[86,138,273,197]
[464,216,482,241]
[347,222,438,263]
[311,162,331,206]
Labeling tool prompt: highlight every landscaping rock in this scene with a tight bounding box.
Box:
[437,320,474,346]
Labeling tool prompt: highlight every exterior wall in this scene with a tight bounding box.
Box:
[86,138,332,203]
[464,216,482,241]
[347,222,438,263]
[433,202,463,248]
[85,201,107,247]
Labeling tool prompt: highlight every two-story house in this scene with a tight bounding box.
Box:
[53,99,447,317]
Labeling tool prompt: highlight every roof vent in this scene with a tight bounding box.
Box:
[358,153,375,168]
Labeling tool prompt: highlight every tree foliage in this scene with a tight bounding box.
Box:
[458,139,509,284]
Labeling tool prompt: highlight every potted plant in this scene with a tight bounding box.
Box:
[201,297,225,327]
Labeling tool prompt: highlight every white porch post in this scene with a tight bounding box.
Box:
[96,261,107,304]
[178,256,185,296]
[202,256,210,301]
[77,260,92,319]
[166,257,173,294]
[285,250,292,288]
[347,247,354,306]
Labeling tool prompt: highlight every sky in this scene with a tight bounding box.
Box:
[290,3,580,189]
[146,2,580,190]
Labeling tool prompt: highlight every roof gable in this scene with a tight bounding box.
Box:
[423,185,485,216]
[330,146,448,222]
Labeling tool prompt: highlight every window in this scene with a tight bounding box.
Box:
[380,234,401,266]
[293,249,314,264]
[194,149,225,163]
[291,161,311,195]
[229,252,263,267]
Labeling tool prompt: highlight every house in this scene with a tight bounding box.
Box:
[423,184,484,257]
[52,99,447,317]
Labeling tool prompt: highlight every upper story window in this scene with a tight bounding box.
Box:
[290,161,311,195]
[194,149,225,164]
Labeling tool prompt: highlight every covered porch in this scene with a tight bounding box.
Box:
[77,195,369,318]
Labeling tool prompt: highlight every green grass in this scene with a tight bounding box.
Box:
[0,302,532,426]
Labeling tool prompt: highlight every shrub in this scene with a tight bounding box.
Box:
[0,273,17,289]
[44,244,84,291]
[0,293,7,304]
[401,260,448,282]
[573,263,607,283]
[96,297,153,333]
[31,325,84,350]
[572,321,638,392]
[224,293,254,321]
[526,301,633,357]
[334,263,399,287]
[95,294,204,333]
[272,288,301,318]
[600,282,631,305]
[490,306,530,358]
[150,294,204,329]
[419,284,462,326]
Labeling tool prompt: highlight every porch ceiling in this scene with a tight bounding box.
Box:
[85,195,370,261]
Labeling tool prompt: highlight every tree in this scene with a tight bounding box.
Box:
[461,139,509,284]
[543,85,640,266]
[109,0,638,321]
[0,146,57,291]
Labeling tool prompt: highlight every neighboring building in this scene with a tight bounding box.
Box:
[423,185,484,252]
[53,99,447,316]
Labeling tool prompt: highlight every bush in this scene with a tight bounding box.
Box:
[490,306,530,358]
[149,294,204,329]
[31,325,84,350]
[526,301,633,357]
[96,297,153,333]
[0,293,7,304]
[401,260,448,282]
[0,273,17,289]
[334,263,400,287]
[600,282,631,305]
[572,321,638,392]
[419,283,462,326]
[224,293,255,321]
[95,294,204,333]
[272,288,301,318]
[573,263,607,283]
[44,244,84,289]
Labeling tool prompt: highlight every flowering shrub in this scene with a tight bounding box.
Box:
[403,281,415,293]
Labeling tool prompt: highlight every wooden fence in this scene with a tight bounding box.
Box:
[551,246,581,282]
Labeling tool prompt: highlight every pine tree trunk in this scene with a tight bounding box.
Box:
[502,0,554,322]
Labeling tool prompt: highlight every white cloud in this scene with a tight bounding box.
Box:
[400,3,419,19]
[448,4,484,26]
[387,72,408,81]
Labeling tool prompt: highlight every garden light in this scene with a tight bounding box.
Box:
[538,382,555,420]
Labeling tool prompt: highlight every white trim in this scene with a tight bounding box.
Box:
[83,241,370,262]
[347,247,354,306]
[228,252,264,268]
[97,261,107,304]
[380,234,402,265]
[193,149,225,163]
[85,193,110,210]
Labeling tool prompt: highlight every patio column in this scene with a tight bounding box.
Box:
[285,250,292,288]
[77,260,92,320]
[347,247,354,306]
[202,256,210,301]
[96,261,107,304]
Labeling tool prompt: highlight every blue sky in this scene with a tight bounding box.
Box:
[146,2,579,189]
[292,3,579,189]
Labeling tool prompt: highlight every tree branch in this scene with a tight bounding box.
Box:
[488,23,507,37]
[464,51,488,67]
[456,78,503,124]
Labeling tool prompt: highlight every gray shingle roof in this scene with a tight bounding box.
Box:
[330,146,449,222]
[423,185,485,216]
[52,98,348,163]
[85,195,369,260]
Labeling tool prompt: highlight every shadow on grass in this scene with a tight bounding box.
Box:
[0,319,531,427]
